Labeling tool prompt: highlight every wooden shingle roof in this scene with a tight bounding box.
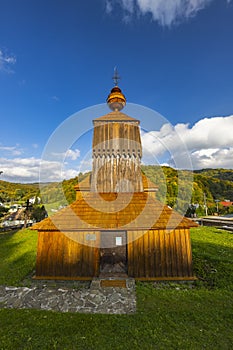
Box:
[32,191,197,232]
[74,174,91,192]
[142,174,158,192]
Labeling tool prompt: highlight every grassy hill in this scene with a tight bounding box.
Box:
[193,168,233,202]
[0,180,39,203]
[0,173,90,214]
[194,168,233,181]
[141,166,233,215]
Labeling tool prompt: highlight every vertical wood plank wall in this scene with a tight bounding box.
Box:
[91,121,143,193]
[36,228,193,279]
[36,231,100,277]
[127,229,193,278]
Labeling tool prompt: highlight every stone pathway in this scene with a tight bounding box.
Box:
[0,278,136,314]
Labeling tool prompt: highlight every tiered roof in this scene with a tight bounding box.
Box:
[33,190,197,232]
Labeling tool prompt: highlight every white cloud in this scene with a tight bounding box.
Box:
[141,115,233,169]
[136,0,212,26]
[65,149,81,161]
[51,149,81,161]
[0,146,82,183]
[0,49,16,73]
[121,0,135,13]
[0,157,41,183]
[106,0,230,26]
[105,0,113,13]
[0,145,23,156]
[0,155,82,183]
[190,148,233,169]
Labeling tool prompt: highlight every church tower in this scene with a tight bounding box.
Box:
[91,73,143,192]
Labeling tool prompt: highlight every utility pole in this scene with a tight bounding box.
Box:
[215,199,220,215]
[24,199,30,228]
[203,193,208,216]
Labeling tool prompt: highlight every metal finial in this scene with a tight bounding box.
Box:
[112,67,120,86]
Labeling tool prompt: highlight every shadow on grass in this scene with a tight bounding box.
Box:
[0,228,38,285]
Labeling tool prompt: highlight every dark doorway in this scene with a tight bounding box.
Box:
[99,231,127,277]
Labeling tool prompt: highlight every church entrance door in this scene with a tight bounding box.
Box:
[99,231,127,276]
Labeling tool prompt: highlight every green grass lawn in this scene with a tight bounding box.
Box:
[0,226,233,349]
[0,228,38,286]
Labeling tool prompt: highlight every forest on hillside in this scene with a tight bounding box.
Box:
[141,166,233,216]
[0,181,39,204]
[1,167,233,216]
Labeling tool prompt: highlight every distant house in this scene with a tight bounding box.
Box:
[9,204,21,213]
[29,196,41,204]
[220,201,233,207]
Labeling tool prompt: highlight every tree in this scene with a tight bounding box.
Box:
[0,206,8,218]
[15,188,24,201]
[31,205,48,222]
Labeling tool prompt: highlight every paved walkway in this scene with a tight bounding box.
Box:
[0,278,136,314]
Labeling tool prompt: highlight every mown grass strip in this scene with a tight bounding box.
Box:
[0,226,232,349]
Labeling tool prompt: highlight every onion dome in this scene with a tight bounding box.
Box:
[107,68,126,111]
[107,86,126,111]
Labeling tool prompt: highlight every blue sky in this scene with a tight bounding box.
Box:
[0,0,233,182]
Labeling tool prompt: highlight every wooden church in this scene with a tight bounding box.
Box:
[33,78,197,281]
